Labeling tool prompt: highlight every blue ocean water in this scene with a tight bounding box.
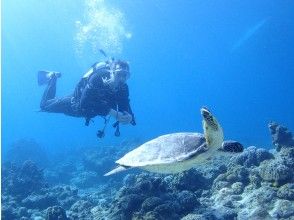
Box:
[2,0,294,152]
[2,1,294,219]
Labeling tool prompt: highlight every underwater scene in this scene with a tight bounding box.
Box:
[2,0,294,219]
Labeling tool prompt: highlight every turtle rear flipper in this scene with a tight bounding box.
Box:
[104,165,130,176]
[220,141,244,153]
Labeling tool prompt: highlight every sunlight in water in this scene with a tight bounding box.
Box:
[74,0,132,56]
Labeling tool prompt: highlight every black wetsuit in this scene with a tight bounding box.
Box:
[40,70,135,124]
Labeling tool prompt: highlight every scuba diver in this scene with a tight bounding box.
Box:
[38,56,136,138]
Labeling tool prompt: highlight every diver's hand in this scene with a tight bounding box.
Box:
[109,109,132,124]
[117,111,132,124]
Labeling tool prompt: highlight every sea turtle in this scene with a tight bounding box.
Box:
[105,107,243,176]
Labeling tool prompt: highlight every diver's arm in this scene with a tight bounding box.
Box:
[116,84,136,125]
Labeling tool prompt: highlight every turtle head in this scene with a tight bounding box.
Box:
[201,107,224,148]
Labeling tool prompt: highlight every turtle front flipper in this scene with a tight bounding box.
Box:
[220,141,244,153]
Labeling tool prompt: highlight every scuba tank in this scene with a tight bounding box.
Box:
[83,49,114,79]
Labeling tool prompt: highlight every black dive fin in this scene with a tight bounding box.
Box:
[221,141,244,153]
[37,70,61,86]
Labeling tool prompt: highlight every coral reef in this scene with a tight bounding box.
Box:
[269,121,294,151]
[44,144,135,187]
[2,160,47,198]
[259,160,291,186]
[2,122,294,219]
[44,161,77,185]
[67,200,94,220]
[1,161,81,219]
[46,206,68,220]
[232,146,274,167]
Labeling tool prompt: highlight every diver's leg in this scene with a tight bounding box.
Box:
[41,96,73,114]
[72,78,87,102]
[40,75,80,116]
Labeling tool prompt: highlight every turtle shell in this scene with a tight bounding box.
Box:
[116,132,206,167]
